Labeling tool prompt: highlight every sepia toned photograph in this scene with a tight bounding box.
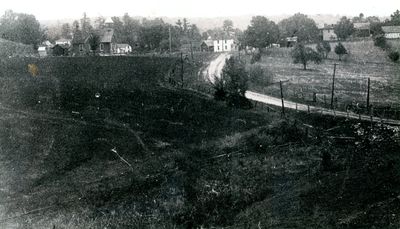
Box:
[0,0,399,228]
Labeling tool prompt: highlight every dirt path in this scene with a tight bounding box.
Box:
[204,53,400,126]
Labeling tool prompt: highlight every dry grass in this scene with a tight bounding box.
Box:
[245,40,400,112]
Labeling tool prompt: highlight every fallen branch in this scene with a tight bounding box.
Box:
[111,148,133,172]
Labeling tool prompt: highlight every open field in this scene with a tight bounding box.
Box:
[245,40,400,118]
[0,55,399,228]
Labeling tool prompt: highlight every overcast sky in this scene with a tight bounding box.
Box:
[1,0,399,20]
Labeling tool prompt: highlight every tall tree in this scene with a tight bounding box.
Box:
[334,17,354,40]
[0,10,44,47]
[61,23,72,39]
[291,43,322,70]
[278,13,319,42]
[183,18,189,34]
[87,33,100,55]
[243,16,279,50]
[80,12,93,37]
[390,9,400,25]
[223,19,234,35]
[94,16,105,30]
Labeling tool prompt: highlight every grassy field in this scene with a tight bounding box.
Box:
[0,55,399,228]
[245,39,400,118]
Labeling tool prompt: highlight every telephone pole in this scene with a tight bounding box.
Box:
[169,26,172,53]
[366,77,370,113]
[280,80,285,116]
[330,63,338,109]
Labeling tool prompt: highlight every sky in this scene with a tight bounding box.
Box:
[0,0,399,20]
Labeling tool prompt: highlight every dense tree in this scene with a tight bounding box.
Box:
[291,43,322,70]
[87,33,100,55]
[122,13,140,47]
[334,42,347,61]
[389,10,400,25]
[61,23,72,39]
[0,10,44,47]
[220,57,251,108]
[244,16,279,50]
[334,17,354,40]
[94,16,106,30]
[80,12,93,37]
[322,41,331,58]
[278,13,319,42]
[222,19,234,34]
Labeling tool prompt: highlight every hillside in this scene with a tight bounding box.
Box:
[0,38,35,58]
[0,56,399,228]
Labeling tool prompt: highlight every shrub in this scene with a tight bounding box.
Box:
[248,64,274,86]
[213,75,226,100]
[388,51,399,62]
[250,52,261,64]
[373,35,388,50]
[334,42,347,61]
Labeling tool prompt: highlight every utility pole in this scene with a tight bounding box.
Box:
[190,41,194,61]
[366,77,370,113]
[280,80,285,117]
[180,52,184,88]
[330,63,337,109]
[169,26,172,53]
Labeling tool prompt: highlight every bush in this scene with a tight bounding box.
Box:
[250,52,261,64]
[334,42,348,61]
[388,51,399,62]
[213,75,226,100]
[248,64,274,86]
[373,35,388,50]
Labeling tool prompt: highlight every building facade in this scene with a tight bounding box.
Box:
[382,26,400,39]
[319,25,338,41]
[213,39,237,52]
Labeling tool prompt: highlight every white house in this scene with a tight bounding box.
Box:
[319,25,338,41]
[114,44,132,54]
[38,46,47,57]
[213,39,237,52]
[382,26,400,39]
[55,38,72,46]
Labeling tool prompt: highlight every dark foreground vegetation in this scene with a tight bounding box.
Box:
[0,56,399,228]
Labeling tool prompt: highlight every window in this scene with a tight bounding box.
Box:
[79,44,83,52]
[225,46,227,50]
[224,40,227,43]
[217,40,220,44]
[100,43,104,51]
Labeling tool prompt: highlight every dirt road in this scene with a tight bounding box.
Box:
[202,53,231,83]
[204,53,400,126]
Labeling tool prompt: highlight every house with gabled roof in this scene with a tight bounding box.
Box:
[382,26,400,39]
[353,22,371,37]
[99,27,115,55]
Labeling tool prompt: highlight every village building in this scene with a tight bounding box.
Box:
[51,44,68,56]
[38,46,48,57]
[71,29,88,56]
[55,38,72,46]
[353,22,371,37]
[213,39,237,52]
[114,44,132,54]
[319,24,338,41]
[200,39,214,52]
[382,26,400,39]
